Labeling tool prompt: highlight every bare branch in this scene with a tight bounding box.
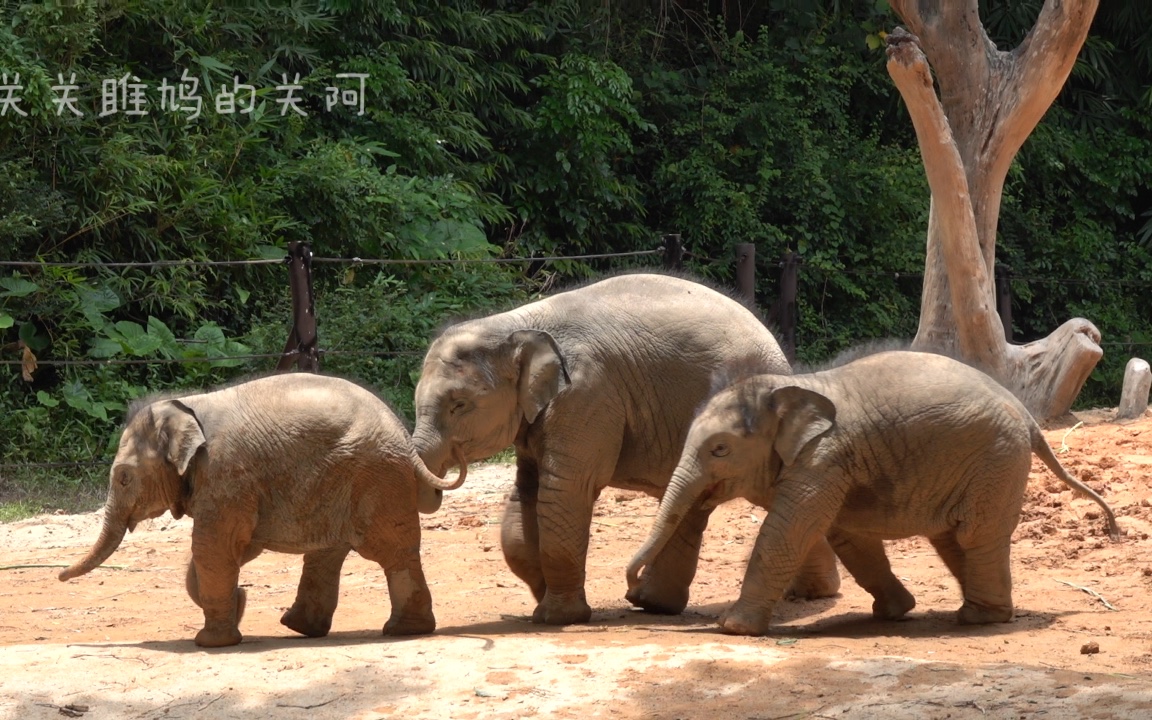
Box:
[886,29,1006,372]
[998,0,1100,158]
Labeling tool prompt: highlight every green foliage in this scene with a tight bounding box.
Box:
[3,0,1152,494]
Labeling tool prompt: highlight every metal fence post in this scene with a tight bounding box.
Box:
[735,243,755,307]
[662,234,683,270]
[996,263,1012,343]
[277,241,319,372]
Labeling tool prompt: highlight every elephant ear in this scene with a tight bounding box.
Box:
[506,329,570,424]
[763,386,836,466]
[153,400,206,476]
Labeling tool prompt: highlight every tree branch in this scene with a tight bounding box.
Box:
[886,29,1006,372]
[998,0,1100,160]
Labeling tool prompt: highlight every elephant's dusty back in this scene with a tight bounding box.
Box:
[538,274,789,374]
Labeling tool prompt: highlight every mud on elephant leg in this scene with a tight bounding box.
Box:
[827,528,915,621]
[500,457,546,602]
[625,504,712,614]
[784,535,842,600]
[281,546,350,637]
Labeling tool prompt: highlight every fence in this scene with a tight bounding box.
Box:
[3,238,1151,471]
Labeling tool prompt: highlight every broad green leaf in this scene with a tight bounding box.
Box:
[110,321,163,356]
[236,288,251,305]
[74,284,121,331]
[146,316,181,358]
[35,391,59,408]
[0,277,39,297]
[89,337,123,358]
[19,322,49,352]
[0,311,13,329]
[254,245,287,260]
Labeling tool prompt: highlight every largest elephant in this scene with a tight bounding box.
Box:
[411,272,841,624]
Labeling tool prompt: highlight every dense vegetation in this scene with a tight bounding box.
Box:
[1,1,1150,487]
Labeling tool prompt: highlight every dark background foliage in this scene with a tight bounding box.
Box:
[1,0,1150,485]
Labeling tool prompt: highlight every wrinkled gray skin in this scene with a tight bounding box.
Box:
[629,351,1121,636]
[411,273,841,625]
[59,374,463,648]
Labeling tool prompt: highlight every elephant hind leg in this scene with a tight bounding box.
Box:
[501,456,546,602]
[280,546,350,638]
[828,528,915,621]
[625,503,712,615]
[951,528,1015,625]
[784,535,842,600]
[357,530,435,636]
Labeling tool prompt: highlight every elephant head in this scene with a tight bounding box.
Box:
[626,382,836,592]
[60,399,204,582]
[412,327,570,476]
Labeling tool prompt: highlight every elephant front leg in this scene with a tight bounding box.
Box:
[625,503,711,615]
[185,543,262,634]
[189,528,253,648]
[500,456,546,602]
[531,480,596,625]
[722,485,839,636]
[281,546,350,638]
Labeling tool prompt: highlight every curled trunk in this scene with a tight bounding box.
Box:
[58,510,127,581]
[411,446,468,491]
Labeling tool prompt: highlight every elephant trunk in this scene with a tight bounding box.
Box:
[626,460,707,591]
[411,446,468,491]
[58,507,128,581]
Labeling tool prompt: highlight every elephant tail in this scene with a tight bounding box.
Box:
[1030,425,1120,541]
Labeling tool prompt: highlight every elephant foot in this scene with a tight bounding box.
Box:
[784,568,841,600]
[957,600,1014,625]
[718,601,774,636]
[624,582,688,615]
[531,590,592,625]
[280,603,334,638]
[383,611,436,636]
[195,625,242,648]
[871,585,916,621]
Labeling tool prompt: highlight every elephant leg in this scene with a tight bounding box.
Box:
[531,475,602,626]
[827,528,915,621]
[721,484,841,636]
[784,534,842,600]
[188,521,257,648]
[185,544,262,623]
[357,526,436,636]
[625,503,712,615]
[952,527,1015,625]
[500,455,546,602]
[280,546,350,638]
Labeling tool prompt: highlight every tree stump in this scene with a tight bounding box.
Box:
[1117,358,1152,421]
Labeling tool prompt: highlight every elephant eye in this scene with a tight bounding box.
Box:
[449,399,468,416]
[711,444,730,458]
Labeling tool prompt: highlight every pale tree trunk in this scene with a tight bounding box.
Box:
[886,0,1103,419]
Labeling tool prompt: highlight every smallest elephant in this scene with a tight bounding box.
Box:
[628,351,1120,636]
[59,373,465,647]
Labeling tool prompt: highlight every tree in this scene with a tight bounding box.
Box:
[885,0,1104,419]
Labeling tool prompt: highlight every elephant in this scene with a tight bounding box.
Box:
[58,373,464,647]
[411,272,842,625]
[627,350,1121,636]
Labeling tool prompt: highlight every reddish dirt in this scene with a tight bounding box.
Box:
[3,410,1152,719]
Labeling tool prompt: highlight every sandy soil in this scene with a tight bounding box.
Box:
[3,410,1152,719]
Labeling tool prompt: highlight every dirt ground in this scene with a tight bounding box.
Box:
[3,411,1152,719]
